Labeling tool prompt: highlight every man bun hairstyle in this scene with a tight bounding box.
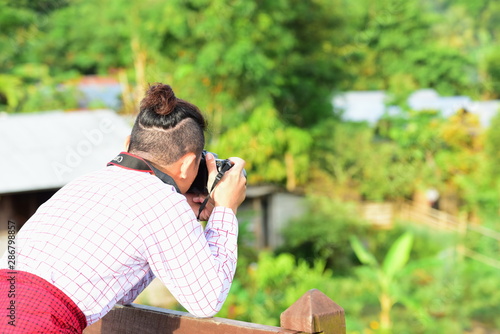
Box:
[129,83,207,165]
[141,84,177,116]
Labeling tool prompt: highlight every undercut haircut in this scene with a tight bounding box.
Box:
[128,83,207,165]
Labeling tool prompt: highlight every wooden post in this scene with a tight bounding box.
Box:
[280,289,346,334]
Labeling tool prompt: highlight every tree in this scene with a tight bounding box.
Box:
[21,0,345,127]
[210,101,312,191]
[0,0,35,109]
[338,0,473,100]
[0,0,36,71]
[308,119,424,201]
[424,0,500,99]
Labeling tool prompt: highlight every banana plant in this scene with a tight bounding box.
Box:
[350,232,414,333]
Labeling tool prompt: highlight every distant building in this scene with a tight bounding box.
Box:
[75,76,123,110]
[332,90,393,124]
[238,185,306,249]
[333,88,500,127]
[0,109,132,228]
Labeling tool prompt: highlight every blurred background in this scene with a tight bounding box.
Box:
[1,0,500,333]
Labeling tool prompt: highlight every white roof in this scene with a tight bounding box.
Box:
[333,89,500,127]
[407,89,472,117]
[467,100,500,126]
[0,109,132,194]
[333,90,390,124]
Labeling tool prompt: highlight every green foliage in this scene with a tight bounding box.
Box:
[381,232,414,279]
[0,0,37,69]
[278,196,369,274]
[387,221,457,260]
[454,161,500,217]
[394,258,500,333]
[461,263,500,328]
[357,141,421,201]
[350,235,378,267]
[2,0,488,122]
[0,63,80,112]
[483,110,500,174]
[4,0,343,127]
[350,231,414,287]
[338,0,474,99]
[0,74,22,109]
[209,224,500,333]
[349,230,495,333]
[309,120,374,196]
[394,257,465,333]
[210,102,312,190]
[216,251,334,326]
[309,119,425,201]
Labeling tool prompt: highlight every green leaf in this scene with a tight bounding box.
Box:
[381,232,414,280]
[350,235,378,267]
[0,74,22,110]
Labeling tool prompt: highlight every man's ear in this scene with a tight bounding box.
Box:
[124,135,131,151]
[179,152,197,179]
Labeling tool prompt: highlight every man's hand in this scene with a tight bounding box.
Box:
[185,192,215,221]
[205,153,246,214]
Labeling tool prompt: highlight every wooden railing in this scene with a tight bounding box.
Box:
[83,289,346,334]
[397,201,464,231]
[359,200,500,269]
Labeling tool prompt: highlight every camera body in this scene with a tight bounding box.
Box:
[187,151,234,195]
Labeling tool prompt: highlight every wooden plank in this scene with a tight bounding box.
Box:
[361,202,394,227]
[84,304,302,334]
[461,248,500,270]
[467,224,500,241]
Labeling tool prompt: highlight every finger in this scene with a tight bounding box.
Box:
[205,153,217,174]
[205,153,218,190]
[192,196,205,204]
[226,157,246,175]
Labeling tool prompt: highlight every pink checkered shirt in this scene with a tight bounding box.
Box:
[0,165,238,325]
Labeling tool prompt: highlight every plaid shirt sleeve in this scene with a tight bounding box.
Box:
[137,190,238,318]
[116,269,155,305]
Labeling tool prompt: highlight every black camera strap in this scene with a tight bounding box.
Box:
[108,152,233,221]
[196,165,231,220]
[107,152,181,193]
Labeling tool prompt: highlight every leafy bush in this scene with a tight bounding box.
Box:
[277,195,369,274]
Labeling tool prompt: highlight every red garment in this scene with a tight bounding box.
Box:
[0,269,86,333]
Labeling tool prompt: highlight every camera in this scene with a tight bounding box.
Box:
[187,150,236,195]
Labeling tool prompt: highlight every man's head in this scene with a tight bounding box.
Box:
[128,83,207,193]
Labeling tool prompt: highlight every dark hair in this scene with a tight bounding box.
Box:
[128,83,207,165]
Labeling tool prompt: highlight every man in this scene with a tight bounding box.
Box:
[0,83,246,333]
